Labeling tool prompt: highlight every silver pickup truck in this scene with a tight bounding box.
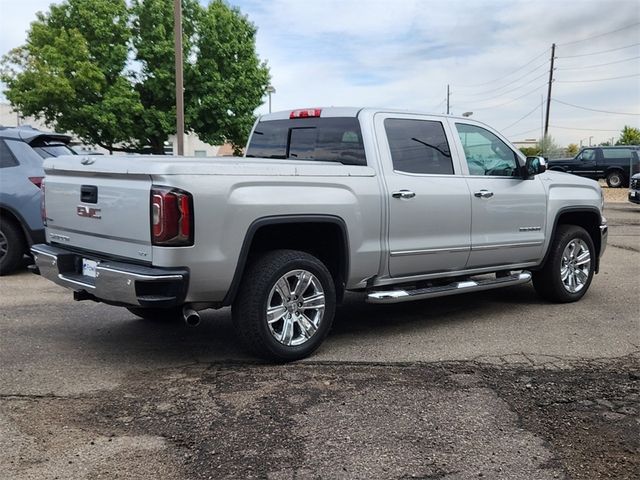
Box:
[32,107,608,361]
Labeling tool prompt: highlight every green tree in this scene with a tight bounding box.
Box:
[616,125,640,146]
[1,0,269,154]
[189,1,270,153]
[0,0,139,152]
[518,146,539,157]
[537,134,562,158]
[566,143,579,156]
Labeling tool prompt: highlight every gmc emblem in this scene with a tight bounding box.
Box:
[77,205,102,219]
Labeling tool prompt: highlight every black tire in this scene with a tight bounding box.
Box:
[606,170,625,188]
[126,306,182,322]
[232,249,336,362]
[0,219,25,276]
[532,225,595,303]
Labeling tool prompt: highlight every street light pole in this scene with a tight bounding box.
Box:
[266,85,276,113]
[174,0,184,156]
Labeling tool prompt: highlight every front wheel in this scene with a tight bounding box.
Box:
[232,250,336,362]
[532,225,595,303]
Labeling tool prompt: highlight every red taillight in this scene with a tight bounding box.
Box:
[290,108,322,119]
[40,179,47,225]
[151,187,194,246]
[29,176,44,189]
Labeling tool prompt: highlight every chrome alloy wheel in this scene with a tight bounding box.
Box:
[266,269,325,346]
[0,230,7,260]
[560,239,591,293]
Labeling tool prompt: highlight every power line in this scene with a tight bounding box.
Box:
[432,98,446,110]
[557,42,640,58]
[550,124,621,132]
[556,73,640,83]
[453,48,549,88]
[507,126,542,138]
[454,60,549,99]
[469,82,548,110]
[551,98,640,116]
[557,22,640,47]
[556,55,640,70]
[456,71,549,104]
[501,103,542,131]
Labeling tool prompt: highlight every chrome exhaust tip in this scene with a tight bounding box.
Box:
[183,307,201,327]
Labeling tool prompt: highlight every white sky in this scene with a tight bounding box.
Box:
[1,0,639,146]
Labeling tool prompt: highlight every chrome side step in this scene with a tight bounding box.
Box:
[366,272,532,304]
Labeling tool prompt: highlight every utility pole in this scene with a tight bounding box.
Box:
[543,43,556,139]
[174,0,185,156]
[446,84,450,115]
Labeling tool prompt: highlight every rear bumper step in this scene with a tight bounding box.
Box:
[31,244,189,308]
[366,272,532,304]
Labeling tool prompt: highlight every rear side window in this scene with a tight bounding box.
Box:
[384,118,453,174]
[602,148,634,160]
[246,117,366,165]
[0,140,19,168]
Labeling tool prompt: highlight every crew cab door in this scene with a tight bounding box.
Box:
[375,113,471,277]
[450,121,546,268]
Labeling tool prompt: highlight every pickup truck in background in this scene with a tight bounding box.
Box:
[547,145,639,188]
[32,107,608,361]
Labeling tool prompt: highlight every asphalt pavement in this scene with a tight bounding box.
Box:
[1,200,638,479]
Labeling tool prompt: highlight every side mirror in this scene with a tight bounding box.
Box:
[525,156,547,177]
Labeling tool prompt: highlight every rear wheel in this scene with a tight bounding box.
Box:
[232,249,336,362]
[532,225,595,303]
[126,306,182,322]
[606,170,624,188]
[0,219,25,276]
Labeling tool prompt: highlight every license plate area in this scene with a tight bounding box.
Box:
[82,258,98,278]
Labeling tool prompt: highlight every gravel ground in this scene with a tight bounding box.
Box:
[601,184,631,203]
[0,199,637,479]
[1,357,638,480]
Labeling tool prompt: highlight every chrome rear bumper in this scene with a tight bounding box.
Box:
[31,244,188,307]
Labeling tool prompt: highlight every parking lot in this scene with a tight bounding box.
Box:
[1,197,638,479]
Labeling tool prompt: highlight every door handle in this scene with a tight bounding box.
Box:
[474,190,494,199]
[392,190,416,199]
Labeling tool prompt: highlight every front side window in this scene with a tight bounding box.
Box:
[579,149,596,161]
[455,123,519,177]
[246,117,366,165]
[384,118,453,174]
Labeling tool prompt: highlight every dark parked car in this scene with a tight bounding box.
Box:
[629,173,640,204]
[0,126,75,274]
[547,146,639,188]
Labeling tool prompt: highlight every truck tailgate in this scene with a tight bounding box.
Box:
[45,172,153,262]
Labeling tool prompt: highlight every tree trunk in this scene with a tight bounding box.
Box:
[150,137,166,155]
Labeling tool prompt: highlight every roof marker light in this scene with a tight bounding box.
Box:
[290,108,322,119]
